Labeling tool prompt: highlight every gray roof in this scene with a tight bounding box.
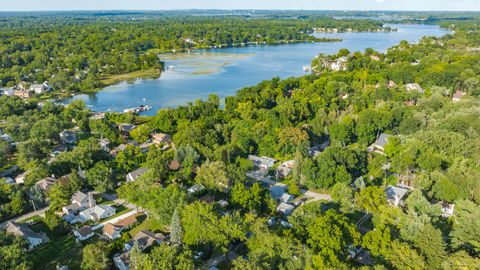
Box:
[5,222,48,241]
[385,185,409,202]
[128,167,148,180]
[248,155,277,168]
[71,191,88,204]
[373,133,390,148]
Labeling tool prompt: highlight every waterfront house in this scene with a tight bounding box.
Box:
[79,204,116,222]
[126,167,148,182]
[385,185,409,207]
[118,123,136,135]
[5,222,49,250]
[74,225,94,241]
[62,191,96,215]
[367,133,390,155]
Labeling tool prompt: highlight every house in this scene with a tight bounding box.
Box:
[103,223,123,240]
[14,89,33,99]
[370,55,380,61]
[217,200,229,208]
[248,155,277,170]
[15,172,27,184]
[118,124,136,135]
[308,140,330,157]
[277,202,295,216]
[115,214,138,229]
[126,167,148,182]
[276,160,295,179]
[35,177,57,193]
[387,80,397,89]
[62,191,96,215]
[59,130,77,145]
[1,88,14,96]
[405,83,424,93]
[168,160,181,171]
[367,133,390,155]
[452,90,463,102]
[280,193,294,203]
[385,185,409,207]
[270,184,287,200]
[439,202,455,217]
[125,230,166,251]
[29,83,47,94]
[5,222,49,250]
[79,205,116,222]
[113,250,131,270]
[110,144,128,157]
[74,225,94,241]
[188,184,205,194]
[99,138,111,151]
[3,177,15,184]
[152,133,172,145]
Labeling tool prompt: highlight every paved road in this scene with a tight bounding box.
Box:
[0,206,49,229]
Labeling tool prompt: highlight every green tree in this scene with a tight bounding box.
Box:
[170,207,183,245]
[450,199,480,253]
[355,186,387,214]
[0,231,31,270]
[81,242,110,270]
[195,161,230,192]
[85,161,115,193]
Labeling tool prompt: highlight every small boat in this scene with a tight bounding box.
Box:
[142,98,147,101]
[303,66,311,72]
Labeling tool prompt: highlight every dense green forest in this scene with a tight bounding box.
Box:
[0,13,386,94]
[1,12,480,270]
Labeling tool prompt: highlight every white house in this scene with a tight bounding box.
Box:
[276,160,295,179]
[5,222,49,250]
[15,172,27,184]
[74,226,94,241]
[79,205,116,222]
[62,191,96,215]
[124,230,165,251]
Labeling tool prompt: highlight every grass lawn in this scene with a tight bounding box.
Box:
[127,215,165,237]
[101,68,160,86]
[29,223,83,270]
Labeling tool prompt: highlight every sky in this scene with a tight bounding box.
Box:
[0,0,478,12]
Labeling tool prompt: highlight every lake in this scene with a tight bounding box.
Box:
[66,24,449,115]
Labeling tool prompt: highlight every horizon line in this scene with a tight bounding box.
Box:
[0,9,479,13]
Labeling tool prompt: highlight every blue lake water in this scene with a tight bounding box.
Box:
[67,24,449,115]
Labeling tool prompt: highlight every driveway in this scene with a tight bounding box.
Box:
[91,209,138,230]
